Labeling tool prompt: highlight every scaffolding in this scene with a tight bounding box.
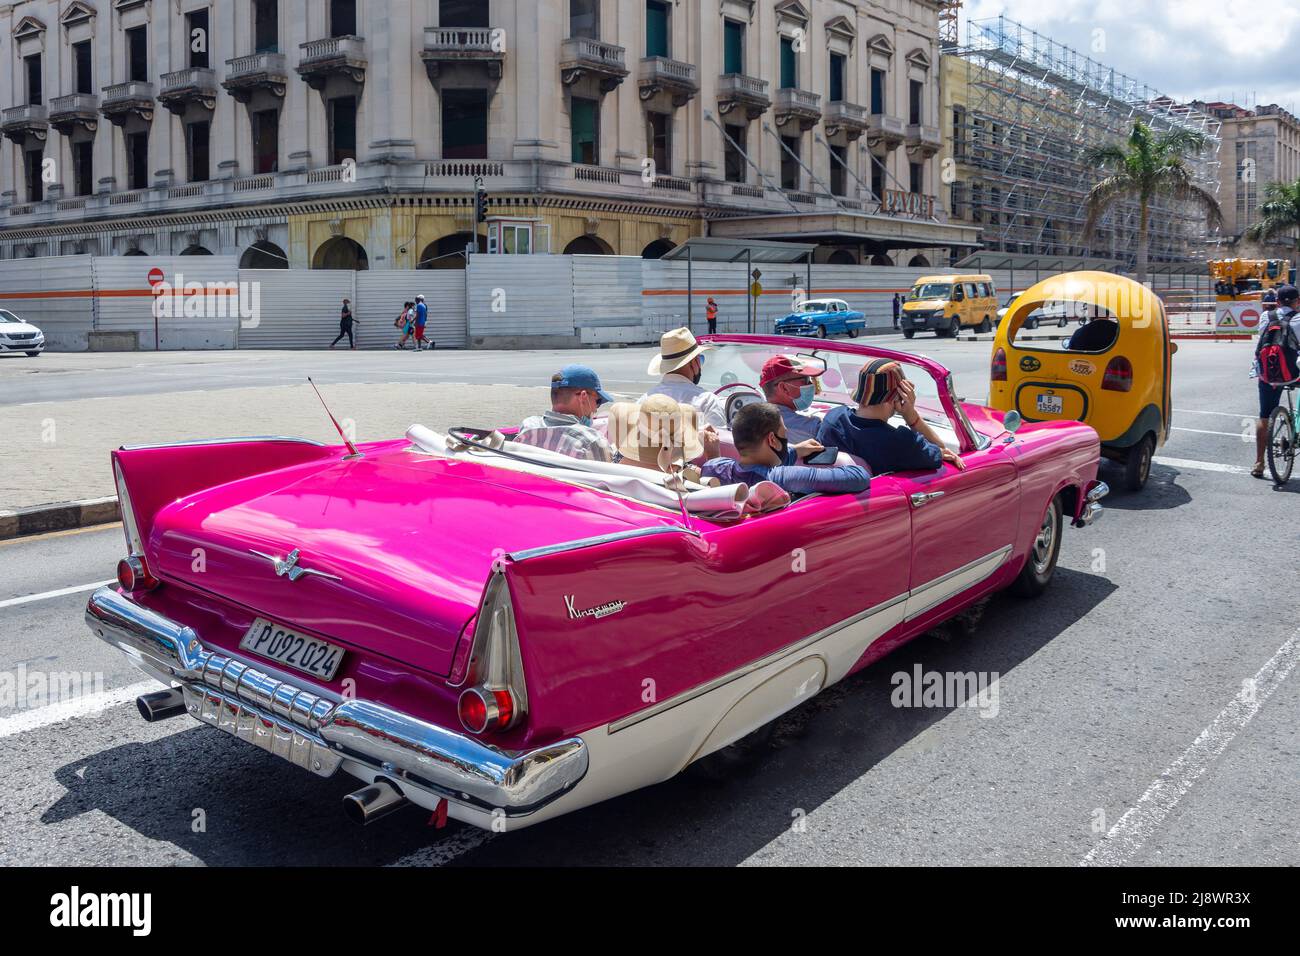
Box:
[948,16,1223,268]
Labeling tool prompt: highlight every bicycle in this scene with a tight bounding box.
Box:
[1266,383,1299,484]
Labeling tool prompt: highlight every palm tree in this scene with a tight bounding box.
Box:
[1245,179,1300,252]
[1081,122,1223,283]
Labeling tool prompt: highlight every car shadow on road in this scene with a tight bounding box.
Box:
[1098,462,1192,512]
[444,566,1119,867]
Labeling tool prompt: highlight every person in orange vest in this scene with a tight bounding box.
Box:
[706,297,719,334]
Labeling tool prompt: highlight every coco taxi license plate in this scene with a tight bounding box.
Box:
[239,618,345,680]
[1035,392,1064,415]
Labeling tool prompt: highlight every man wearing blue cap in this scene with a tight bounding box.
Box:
[515,365,618,462]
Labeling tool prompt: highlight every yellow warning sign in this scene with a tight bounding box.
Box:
[1217,310,1239,328]
[750,282,763,298]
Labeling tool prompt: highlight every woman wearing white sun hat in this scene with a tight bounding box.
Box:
[639,326,727,429]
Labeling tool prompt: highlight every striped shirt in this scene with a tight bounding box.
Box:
[515,411,616,462]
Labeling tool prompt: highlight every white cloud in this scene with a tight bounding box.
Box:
[962,0,1299,112]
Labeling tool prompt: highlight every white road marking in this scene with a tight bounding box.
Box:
[0,580,114,610]
[387,828,495,866]
[1153,456,1250,475]
[1082,628,1300,867]
[0,679,160,739]
[1174,408,1256,418]
[1172,426,1244,438]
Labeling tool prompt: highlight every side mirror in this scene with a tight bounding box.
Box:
[1002,411,1022,440]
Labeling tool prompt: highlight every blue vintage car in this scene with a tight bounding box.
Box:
[775,299,867,338]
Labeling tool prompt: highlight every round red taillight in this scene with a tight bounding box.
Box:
[117,555,158,592]
[457,686,515,734]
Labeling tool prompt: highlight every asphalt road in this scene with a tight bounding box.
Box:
[1,337,1296,866]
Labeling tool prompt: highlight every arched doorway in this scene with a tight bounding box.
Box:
[240,241,289,269]
[180,245,213,256]
[418,233,486,270]
[827,249,856,265]
[907,254,931,267]
[870,253,894,266]
[312,237,369,270]
[563,235,614,255]
[122,248,148,256]
[641,238,675,259]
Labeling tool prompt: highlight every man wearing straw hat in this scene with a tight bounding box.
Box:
[641,327,727,429]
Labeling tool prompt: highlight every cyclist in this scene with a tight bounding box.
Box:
[1252,285,1300,478]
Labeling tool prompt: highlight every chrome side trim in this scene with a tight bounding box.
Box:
[608,591,909,734]
[904,544,1013,621]
[118,436,326,451]
[608,544,1016,734]
[508,524,701,562]
[85,587,588,815]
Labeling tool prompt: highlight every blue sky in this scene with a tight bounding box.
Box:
[963,0,1298,113]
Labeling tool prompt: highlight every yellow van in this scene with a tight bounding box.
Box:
[900,274,999,339]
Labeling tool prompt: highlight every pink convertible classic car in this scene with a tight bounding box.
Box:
[86,335,1106,831]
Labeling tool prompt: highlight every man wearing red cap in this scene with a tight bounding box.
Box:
[759,354,826,444]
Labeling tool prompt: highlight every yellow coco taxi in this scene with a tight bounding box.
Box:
[900,274,999,339]
[990,271,1174,492]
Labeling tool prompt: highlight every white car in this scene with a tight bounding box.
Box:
[0,308,45,357]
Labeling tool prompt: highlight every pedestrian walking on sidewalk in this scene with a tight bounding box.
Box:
[330,298,356,349]
[892,292,901,330]
[394,300,415,349]
[706,297,719,334]
[413,294,433,351]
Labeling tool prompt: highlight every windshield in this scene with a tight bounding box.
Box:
[798,301,831,313]
[697,341,952,432]
[909,283,952,301]
[0,310,22,324]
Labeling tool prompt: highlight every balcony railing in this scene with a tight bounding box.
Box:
[159,68,218,112]
[421,26,507,82]
[223,52,289,102]
[638,56,699,106]
[824,100,869,137]
[717,73,770,119]
[559,37,629,91]
[100,82,155,125]
[905,123,942,156]
[298,36,367,88]
[773,88,821,129]
[0,105,47,145]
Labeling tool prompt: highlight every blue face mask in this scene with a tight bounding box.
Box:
[577,416,594,427]
[793,384,816,411]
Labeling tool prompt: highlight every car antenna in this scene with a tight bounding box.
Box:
[307,377,362,459]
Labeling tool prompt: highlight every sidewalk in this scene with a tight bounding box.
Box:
[3,381,549,512]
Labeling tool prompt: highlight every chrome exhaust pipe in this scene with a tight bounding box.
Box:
[343,780,407,826]
[136,688,187,722]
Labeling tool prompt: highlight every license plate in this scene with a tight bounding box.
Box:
[239,618,345,681]
[1036,393,1064,415]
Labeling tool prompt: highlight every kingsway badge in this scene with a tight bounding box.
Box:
[565,595,627,620]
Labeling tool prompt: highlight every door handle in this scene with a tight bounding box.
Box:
[910,491,945,506]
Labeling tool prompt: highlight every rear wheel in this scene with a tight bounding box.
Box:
[1123,434,1155,491]
[1012,496,1062,597]
[902,329,915,339]
[847,328,858,338]
[1058,315,1069,328]
[1267,407,1295,485]
[817,324,828,339]
[978,316,992,333]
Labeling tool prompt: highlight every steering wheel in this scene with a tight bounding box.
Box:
[713,381,763,426]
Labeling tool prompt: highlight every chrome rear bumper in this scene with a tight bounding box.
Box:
[1073,480,1108,528]
[85,586,588,816]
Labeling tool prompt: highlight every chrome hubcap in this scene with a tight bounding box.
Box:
[1032,506,1056,574]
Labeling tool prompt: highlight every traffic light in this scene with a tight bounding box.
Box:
[475,187,489,222]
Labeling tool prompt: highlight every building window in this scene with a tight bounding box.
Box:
[571,97,599,164]
[829,53,845,103]
[74,41,93,94]
[127,26,148,82]
[909,161,923,194]
[830,144,847,196]
[502,223,532,255]
[871,69,885,114]
[780,134,800,190]
[25,150,43,202]
[724,123,747,183]
[73,141,94,196]
[646,1,669,58]
[126,131,149,190]
[780,36,796,89]
[329,96,357,164]
[25,54,42,106]
[441,0,488,28]
[442,89,488,159]
[187,10,210,69]
[252,108,279,173]
[570,0,599,39]
[870,159,884,201]
[723,20,744,74]
[952,106,966,159]
[646,111,671,172]
[330,0,356,37]
[187,121,211,181]
[909,79,923,125]
[254,0,278,53]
